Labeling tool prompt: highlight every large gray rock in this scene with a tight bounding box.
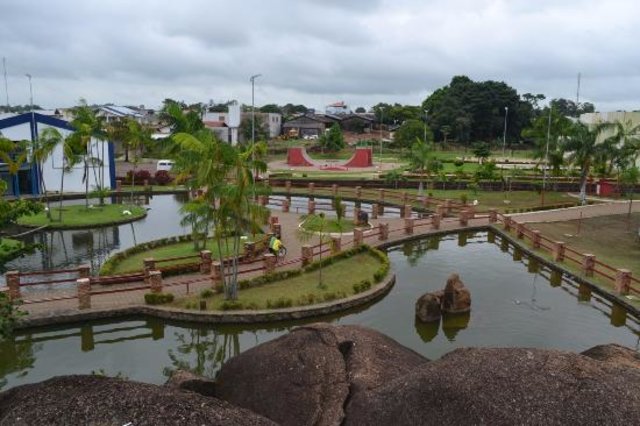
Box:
[165,369,217,397]
[582,343,640,369]
[0,375,276,426]
[345,347,640,425]
[215,323,428,426]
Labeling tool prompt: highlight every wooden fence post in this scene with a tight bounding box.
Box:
[615,269,631,295]
[431,214,441,230]
[6,271,21,300]
[371,204,378,220]
[488,209,498,223]
[144,258,156,284]
[582,254,595,277]
[200,250,212,274]
[282,198,290,213]
[331,236,342,254]
[553,242,565,262]
[379,223,389,241]
[77,278,91,310]
[404,218,415,235]
[516,223,525,239]
[532,230,541,249]
[302,245,313,266]
[353,228,364,246]
[149,270,163,293]
[264,253,277,274]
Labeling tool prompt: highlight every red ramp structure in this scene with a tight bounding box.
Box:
[287,147,373,168]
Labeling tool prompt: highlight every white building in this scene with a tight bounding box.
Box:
[0,112,116,196]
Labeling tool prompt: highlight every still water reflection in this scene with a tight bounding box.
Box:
[1,231,638,390]
[3,194,190,278]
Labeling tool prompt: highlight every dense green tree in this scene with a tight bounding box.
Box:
[239,114,269,143]
[0,292,26,340]
[259,104,281,114]
[393,119,432,148]
[549,98,595,118]
[319,123,345,152]
[371,103,421,125]
[472,142,491,163]
[281,103,308,117]
[355,107,366,113]
[522,108,573,176]
[422,75,532,145]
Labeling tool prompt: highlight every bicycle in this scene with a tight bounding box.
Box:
[266,245,287,263]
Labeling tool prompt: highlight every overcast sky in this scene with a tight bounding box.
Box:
[1,0,638,112]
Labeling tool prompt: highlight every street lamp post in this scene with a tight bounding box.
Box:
[379,109,384,156]
[25,74,33,111]
[249,74,261,188]
[541,107,552,206]
[502,106,509,158]
[423,110,428,143]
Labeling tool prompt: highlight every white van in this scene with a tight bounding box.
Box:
[156,159,175,172]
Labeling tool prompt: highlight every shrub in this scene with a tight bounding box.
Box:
[353,279,372,293]
[297,293,317,306]
[460,193,468,204]
[200,288,214,298]
[266,297,293,309]
[144,292,174,305]
[453,159,464,167]
[134,169,152,182]
[220,300,244,310]
[154,170,172,185]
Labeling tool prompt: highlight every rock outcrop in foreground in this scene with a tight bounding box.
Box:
[0,375,275,426]
[2,323,640,425]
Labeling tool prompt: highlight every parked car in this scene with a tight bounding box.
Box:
[156,159,175,172]
[303,134,319,140]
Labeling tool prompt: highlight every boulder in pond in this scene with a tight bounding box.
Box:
[165,369,217,397]
[0,375,276,426]
[214,322,428,426]
[442,273,471,314]
[415,290,443,322]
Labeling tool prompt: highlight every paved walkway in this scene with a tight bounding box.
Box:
[511,199,639,223]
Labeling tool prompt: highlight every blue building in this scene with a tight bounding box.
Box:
[0,112,116,197]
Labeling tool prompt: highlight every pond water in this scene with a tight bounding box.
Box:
[2,230,638,391]
[2,194,191,281]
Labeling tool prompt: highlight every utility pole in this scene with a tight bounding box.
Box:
[249,74,261,192]
[423,110,428,143]
[25,73,33,111]
[379,108,384,156]
[2,57,8,108]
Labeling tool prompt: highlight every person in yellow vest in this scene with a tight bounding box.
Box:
[269,234,283,256]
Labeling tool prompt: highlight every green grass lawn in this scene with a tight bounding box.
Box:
[174,252,382,310]
[531,213,640,277]
[102,237,261,275]
[17,204,147,229]
[301,214,356,233]
[0,237,23,257]
[404,188,577,212]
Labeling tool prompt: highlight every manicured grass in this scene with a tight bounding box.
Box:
[404,188,577,212]
[17,204,147,229]
[0,237,23,260]
[174,252,382,310]
[531,213,640,277]
[103,237,262,275]
[278,186,577,213]
[301,214,356,233]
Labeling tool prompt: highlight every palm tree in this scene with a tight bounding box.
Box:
[66,100,107,207]
[30,127,62,219]
[562,121,609,205]
[172,127,266,300]
[0,137,28,198]
[57,136,79,222]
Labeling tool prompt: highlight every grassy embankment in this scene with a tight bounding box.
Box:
[17,204,147,229]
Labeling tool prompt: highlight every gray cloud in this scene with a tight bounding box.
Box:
[0,0,639,111]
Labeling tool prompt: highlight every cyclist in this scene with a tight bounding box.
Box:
[268,234,283,257]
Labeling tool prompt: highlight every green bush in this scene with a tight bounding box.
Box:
[453,159,464,167]
[353,279,372,293]
[220,300,244,310]
[144,292,174,305]
[200,288,214,298]
[266,297,293,309]
[460,193,468,204]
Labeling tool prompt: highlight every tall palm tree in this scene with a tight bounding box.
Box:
[66,100,107,207]
[0,137,28,198]
[30,127,62,219]
[562,121,609,205]
[57,135,79,222]
[123,117,152,203]
[172,129,266,300]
